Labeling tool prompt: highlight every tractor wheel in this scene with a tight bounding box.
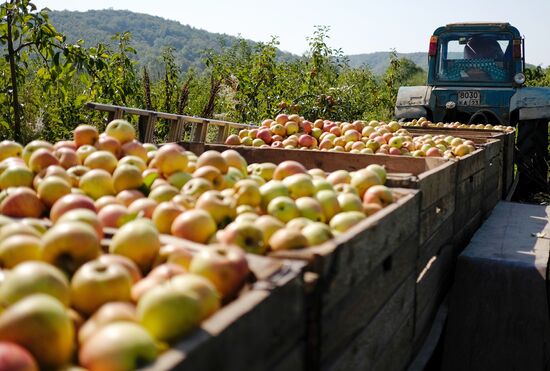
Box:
[514,119,549,201]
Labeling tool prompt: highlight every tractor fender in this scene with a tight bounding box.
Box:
[394,86,431,119]
[510,87,550,120]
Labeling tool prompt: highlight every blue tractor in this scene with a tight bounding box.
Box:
[395,22,550,198]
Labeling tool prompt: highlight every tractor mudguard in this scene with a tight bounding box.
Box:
[510,87,550,120]
[394,86,431,119]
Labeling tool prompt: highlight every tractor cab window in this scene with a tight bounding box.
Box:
[436,33,514,83]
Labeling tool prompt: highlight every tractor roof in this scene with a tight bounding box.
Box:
[433,22,521,37]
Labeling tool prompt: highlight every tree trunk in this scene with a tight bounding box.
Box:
[6,6,22,142]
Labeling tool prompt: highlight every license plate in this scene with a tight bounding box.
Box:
[457,91,481,106]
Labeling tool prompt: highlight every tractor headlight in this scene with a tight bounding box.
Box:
[514,73,526,85]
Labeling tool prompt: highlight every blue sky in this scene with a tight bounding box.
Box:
[34,0,550,66]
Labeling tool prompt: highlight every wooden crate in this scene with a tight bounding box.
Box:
[133,236,308,371]
[405,126,515,198]
[181,143,456,271]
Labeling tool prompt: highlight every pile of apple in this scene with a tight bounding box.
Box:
[402,117,515,133]
[224,114,477,158]
[0,118,397,370]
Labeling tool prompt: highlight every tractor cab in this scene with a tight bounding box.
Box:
[395,22,550,199]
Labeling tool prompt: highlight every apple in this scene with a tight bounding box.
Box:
[151,202,184,234]
[0,165,33,190]
[57,208,103,240]
[167,171,192,189]
[37,176,72,208]
[302,222,333,246]
[366,164,387,184]
[189,244,249,299]
[196,150,228,174]
[256,128,272,144]
[117,189,145,207]
[83,150,118,174]
[171,209,217,244]
[95,195,122,211]
[330,211,366,233]
[313,178,334,193]
[269,228,308,251]
[66,165,89,187]
[273,160,308,180]
[148,184,180,203]
[234,179,261,207]
[252,138,265,147]
[54,148,80,169]
[363,202,383,216]
[154,146,188,177]
[170,274,221,320]
[327,169,351,185]
[300,120,313,134]
[283,173,315,199]
[76,144,97,164]
[334,183,359,195]
[267,196,300,223]
[77,301,137,343]
[426,147,442,157]
[315,189,341,222]
[22,140,54,165]
[97,255,142,285]
[253,162,277,181]
[112,164,143,193]
[284,121,299,135]
[49,194,96,222]
[0,188,44,218]
[195,190,236,228]
[105,119,136,144]
[220,221,265,254]
[295,197,325,222]
[28,148,58,173]
[253,215,284,247]
[298,134,316,148]
[193,165,225,190]
[0,140,23,161]
[363,185,394,207]
[221,150,248,176]
[41,221,101,275]
[73,125,99,147]
[131,263,187,301]
[98,204,131,228]
[109,219,161,273]
[121,140,147,162]
[79,322,157,370]
[350,169,382,198]
[95,135,121,157]
[275,114,289,125]
[337,192,364,212]
[240,137,253,146]
[79,168,115,200]
[286,217,313,231]
[225,134,241,145]
[0,341,38,371]
[182,177,214,199]
[0,261,70,307]
[453,144,471,157]
[137,283,201,342]
[71,259,133,316]
[128,198,158,219]
[118,155,147,172]
[0,234,41,268]
[0,294,74,369]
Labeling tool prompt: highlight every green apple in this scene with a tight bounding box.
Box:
[137,283,201,342]
[269,228,308,251]
[267,196,300,223]
[0,261,70,307]
[220,221,266,255]
[330,211,366,233]
[315,190,341,221]
[283,173,315,199]
[0,294,74,369]
[295,197,325,222]
[302,222,334,246]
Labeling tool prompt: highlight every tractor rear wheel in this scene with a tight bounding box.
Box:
[514,119,549,201]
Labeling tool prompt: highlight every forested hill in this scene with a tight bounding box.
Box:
[49,9,429,75]
[48,9,296,75]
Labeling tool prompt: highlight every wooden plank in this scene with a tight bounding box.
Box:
[418,209,454,271]
[443,201,550,371]
[167,117,187,143]
[419,190,455,247]
[321,230,417,361]
[414,244,454,349]
[324,274,415,371]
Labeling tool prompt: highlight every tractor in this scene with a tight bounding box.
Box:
[394,22,550,199]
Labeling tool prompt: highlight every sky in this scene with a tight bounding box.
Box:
[34,0,550,66]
